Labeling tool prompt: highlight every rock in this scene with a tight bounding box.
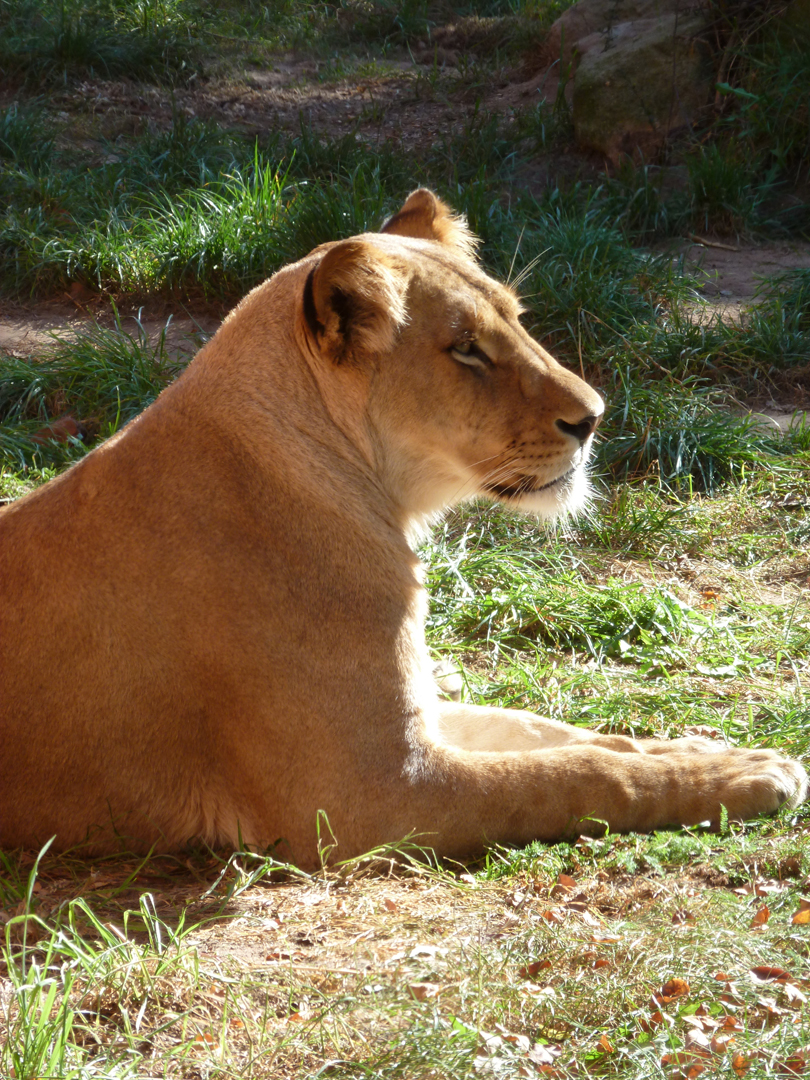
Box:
[537,0,714,159]
[542,0,707,68]
[572,12,713,160]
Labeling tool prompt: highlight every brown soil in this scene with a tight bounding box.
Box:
[15,849,779,988]
[678,237,810,322]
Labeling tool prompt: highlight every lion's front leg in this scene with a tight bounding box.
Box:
[438,703,735,757]
[377,741,809,861]
[437,702,649,753]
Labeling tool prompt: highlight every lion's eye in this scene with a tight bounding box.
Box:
[451,342,490,372]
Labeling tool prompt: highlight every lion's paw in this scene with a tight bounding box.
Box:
[715,750,808,821]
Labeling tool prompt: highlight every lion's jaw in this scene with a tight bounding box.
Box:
[375,431,598,534]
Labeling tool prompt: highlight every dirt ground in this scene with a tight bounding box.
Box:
[24,849,770,995]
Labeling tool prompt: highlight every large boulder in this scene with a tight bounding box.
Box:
[542,0,703,66]
[572,12,713,159]
[540,0,714,160]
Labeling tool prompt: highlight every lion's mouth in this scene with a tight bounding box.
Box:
[486,467,576,500]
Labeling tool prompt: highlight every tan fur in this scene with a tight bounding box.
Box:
[1,190,806,864]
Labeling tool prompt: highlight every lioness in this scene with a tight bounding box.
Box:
[1,190,806,864]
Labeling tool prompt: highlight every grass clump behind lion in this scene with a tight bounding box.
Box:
[0,189,805,864]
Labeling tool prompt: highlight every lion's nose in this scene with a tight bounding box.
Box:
[556,414,600,446]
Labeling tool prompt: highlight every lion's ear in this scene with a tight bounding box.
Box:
[381,188,479,260]
[305,239,408,364]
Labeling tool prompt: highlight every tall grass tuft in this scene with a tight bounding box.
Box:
[0,312,183,467]
[1,0,197,85]
[597,371,787,492]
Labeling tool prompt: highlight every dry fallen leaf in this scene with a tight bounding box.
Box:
[778,1051,808,1076]
[720,990,744,1006]
[672,910,696,926]
[750,906,771,928]
[755,996,784,1025]
[409,983,441,1001]
[383,897,398,913]
[785,983,808,1006]
[710,1033,735,1053]
[519,959,553,978]
[550,875,575,896]
[779,858,803,878]
[528,1043,561,1067]
[286,1006,311,1022]
[792,908,810,926]
[690,1015,720,1031]
[732,1053,750,1077]
[494,1025,530,1052]
[735,879,785,897]
[751,966,792,984]
[638,1010,672,1032]
[597,1034,614,1053]
[684,1028,711,1050]
[659,977,690,1002]
[661,1050,707,1077]
[684,724,722,739]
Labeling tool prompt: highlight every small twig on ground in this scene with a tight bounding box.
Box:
[688,234,741,252]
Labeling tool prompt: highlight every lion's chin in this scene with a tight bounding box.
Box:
[491,461,593,521]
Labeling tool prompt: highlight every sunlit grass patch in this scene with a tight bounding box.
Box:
[597,374,790,492]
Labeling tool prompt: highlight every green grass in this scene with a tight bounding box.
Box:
[0,0,198,86]
[0,311,183,472]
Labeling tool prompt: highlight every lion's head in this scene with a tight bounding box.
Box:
[278,188,604,528]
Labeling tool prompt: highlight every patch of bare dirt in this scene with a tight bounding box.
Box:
[0,299,219,361]
[678,236,810,323]
[49,55,508,155]
[6,852,766,980]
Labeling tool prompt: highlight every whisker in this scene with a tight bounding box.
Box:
[512,249,551,294]
[506,226,526,287]
[442,456,522,508]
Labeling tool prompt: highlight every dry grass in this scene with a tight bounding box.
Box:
[2,835,809,1078]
